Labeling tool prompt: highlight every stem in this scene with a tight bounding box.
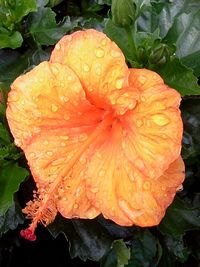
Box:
[125,25,138,61]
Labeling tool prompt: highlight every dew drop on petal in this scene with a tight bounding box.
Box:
[115,78,124,89]
[152,114,170,126]
[55,43,60,50]
[95,48,105,58]
[95,66,101,75]
[74,203,79,209]
[30,152,36,158]
[139,75,147,84]
[111,49,121,58]
[61,142,66,147]
[43,140,49,145]
[99,169,106,177]
[141,96,146,102]
[46,151,53,156]
[136,119,143,127]
[122,141,126,149]
[51,104,58,112]
[143,181,151,190]
[101,38,107,46]
[161,185,166,191]
[64,115,70,121]
[60,135,69,140]
[83,63,90,72]
[91,187,99,193]
[60,96,69,102]
[67,75,73,81]
[177,185,183,192]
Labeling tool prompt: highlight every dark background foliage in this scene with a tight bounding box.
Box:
[0,0,200,266]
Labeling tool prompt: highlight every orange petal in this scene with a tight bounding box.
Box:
[85,120,185,226]
[6,61,103,149]
[50,29,129,109]
[121,68,183,179]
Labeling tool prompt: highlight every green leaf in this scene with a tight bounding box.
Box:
[0,49,33,92]
[181,99,200,160]
[0,199,24,237]
[126,229,161,267]
[28,7,74,45]
[0,162,28,214]
[101,240,130,267]
[0,28,23,49]
[165,10,200,76]
[48,215,112,261]
[163,235,190,263]
[0,0,37,29]
[158,197,200,236]
[153,58,200,96]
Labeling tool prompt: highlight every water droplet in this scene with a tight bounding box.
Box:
[46,151,53,156]
[51,66,59,75]
[60,135,69,140]
[30,152,35,158]
[60,96,69,102]
[101,38,107,46]
[143,181,151,190]
[95,66,101,75]
[161,185,166,191]
[74,203,79,209]
[55,43,60,50]
[11,92,19,101]
[153,74,158,80]
[51,104,58,112]
[60,82,65,87]
[136,119,143,127]
[122,129,127,137]
[79,157,87,164]
[66,35,72,41]
[67,75,73,81]
[129,173,135,181]
[111,49,121,58]
[64,115,70,120]
[111,99,116,105]
[152,114,170,126]
[177,185,183,192]
[149,170,155,178]
[128,101,136,110]
[43,140,49,145]
[122,141,126,149]
[96,152,102,159]
[91,187,99,193]
[83,63,90,72]
[88,88,93,92]
[139,75,147,84]
[141,96,146,102]
[115,78,123,89]
[162,134,167,139]
[61,142,66,147]
[99,169,105,177]
[95,48,105,58]
[135,158,145,169]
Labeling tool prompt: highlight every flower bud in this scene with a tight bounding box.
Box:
[111,0,136,27]
[149,44,171,65]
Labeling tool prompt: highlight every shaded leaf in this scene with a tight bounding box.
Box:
[48,215,112,261]
[153,58,200,96]
[158,197,200,236]
[0,163,28,214]
[28,7,75,45]
[181,99,200,160]
[126,229,161,267]
[0,29,23,49]
[0,200,24,237]
[163,235,190,263]
[165,10,200,76]
[101,240,130,267]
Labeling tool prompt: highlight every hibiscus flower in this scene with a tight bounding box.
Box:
[6,29,185,241]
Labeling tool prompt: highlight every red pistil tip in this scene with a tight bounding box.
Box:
[20,228,37,241]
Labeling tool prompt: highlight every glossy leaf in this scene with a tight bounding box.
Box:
[126,229,161,267]
[0,200,24,237]
[153,58,200,96]
[101,240,130,267]
[48,215,112,261]
[165,10,200,76]
[28,7,74,45]
[158,197,200,236]
[0,163,28,214]
[0,29,23,49]
[163,235,190,263]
